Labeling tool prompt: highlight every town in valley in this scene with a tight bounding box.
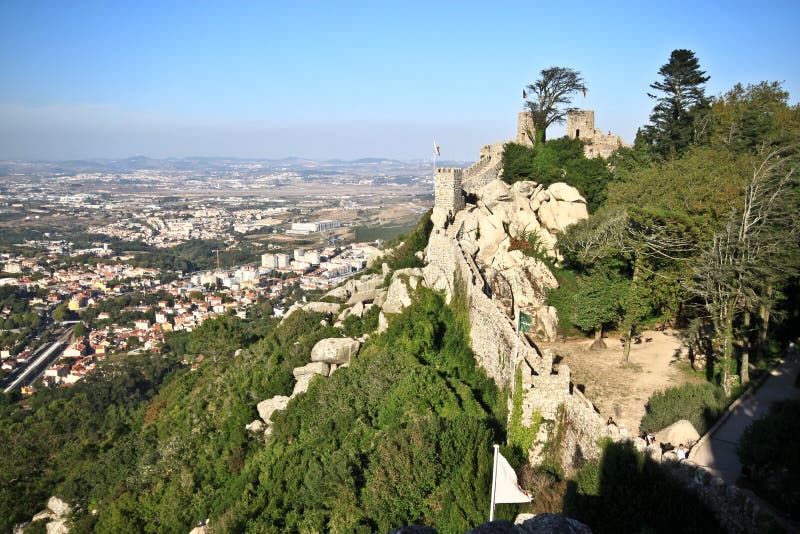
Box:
[0,156,442,394]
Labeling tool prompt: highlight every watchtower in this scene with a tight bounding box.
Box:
[566,110,595,140]
[432,167,464,228]
[516,111,536,146]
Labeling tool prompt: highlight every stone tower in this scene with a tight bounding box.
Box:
[566,110,595,140]
[432,167,464,228]
[516,111,536,146]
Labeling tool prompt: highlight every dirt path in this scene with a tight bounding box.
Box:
[538,330,701,435]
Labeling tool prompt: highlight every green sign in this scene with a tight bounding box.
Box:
[518,311,532,332]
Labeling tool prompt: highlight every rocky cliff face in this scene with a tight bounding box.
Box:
[423,175,625,474]
[426,178,588,347]
[258,171,611,477]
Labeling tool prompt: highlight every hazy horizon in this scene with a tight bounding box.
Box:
[2,0,799,161]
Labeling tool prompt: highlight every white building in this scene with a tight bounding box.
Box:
[288,220,341,235]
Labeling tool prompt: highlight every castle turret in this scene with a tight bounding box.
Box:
[566,109,627,158]
[516,111,536,146]
[432,167,464,229]
[566,110,595,140]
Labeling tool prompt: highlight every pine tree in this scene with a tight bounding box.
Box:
[642,49,710,157]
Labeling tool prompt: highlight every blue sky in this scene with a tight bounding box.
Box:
[1,0,798,161]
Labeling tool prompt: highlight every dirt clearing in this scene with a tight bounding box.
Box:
[537,330,702,435]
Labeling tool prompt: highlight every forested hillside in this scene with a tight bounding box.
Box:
[0,227,515,533]
[2,49,798,533]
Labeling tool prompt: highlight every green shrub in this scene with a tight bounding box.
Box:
[382,209,432,270]
[640,382,728,435]
[738,400,800,518]
[545,267,580,336]
[508,367,542,456]
[501,138,614,211]
[341,305,380,337]
[501,142,538,184]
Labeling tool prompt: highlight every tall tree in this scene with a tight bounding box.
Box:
[524,67,585,143]
[688,147,798,391]
[642,49,710,157]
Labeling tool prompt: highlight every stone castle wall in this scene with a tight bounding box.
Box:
[659,458,776,533]
[462,156,503,195]
[425,221,609,472]
[427,109,616,475]
[425,229,528,386]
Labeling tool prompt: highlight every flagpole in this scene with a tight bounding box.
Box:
[433,140,437,177]
[489,443,499,522]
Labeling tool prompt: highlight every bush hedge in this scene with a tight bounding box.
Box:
[640,382,728,435]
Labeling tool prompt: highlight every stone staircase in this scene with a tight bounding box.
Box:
[462,155,503,195]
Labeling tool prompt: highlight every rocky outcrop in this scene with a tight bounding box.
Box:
[293,361,330,378]
[655,419,700,447]
[547,182,585,203]
[46,498,70,518]
[382,277,413,314]
[292,374,314,396]
[310,337,360,365]
[20,497,72,534]
[249,336,362,439]
[434,179,587,344]
[381,268,424,315]
[302,301,341,315]
[324,273,385,302]
[257,396,290,424]
[245,419,265,433]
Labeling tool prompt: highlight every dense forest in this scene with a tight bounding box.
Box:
[1,49,798,532]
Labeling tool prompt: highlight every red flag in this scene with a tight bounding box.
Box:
[522,89,527,99]
[582,86,587,98]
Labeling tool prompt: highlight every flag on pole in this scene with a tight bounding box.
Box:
[434,141,441,156]
[518,311,532,332]
[492,447,532,505]
[522,89,527,99]
[582,85,587,98]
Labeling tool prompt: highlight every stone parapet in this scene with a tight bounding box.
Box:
[479,142,505,159]
[658,460,778,533]
[462,157,503,195]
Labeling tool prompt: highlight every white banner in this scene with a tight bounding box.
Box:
[494,451,532,504]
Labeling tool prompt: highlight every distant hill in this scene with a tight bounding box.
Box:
[0,155,471,177]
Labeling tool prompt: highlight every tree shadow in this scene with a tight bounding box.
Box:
[562,441,720,533]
